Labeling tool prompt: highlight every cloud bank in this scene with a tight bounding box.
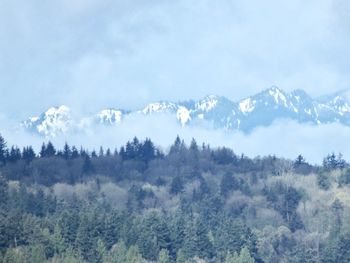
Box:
[1,0,350,117]
[1,112,350,165]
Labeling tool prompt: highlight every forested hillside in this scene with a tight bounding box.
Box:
[0,134,350,263]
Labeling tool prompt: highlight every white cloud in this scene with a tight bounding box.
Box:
[1,0,350,116]
[1,113,350,164]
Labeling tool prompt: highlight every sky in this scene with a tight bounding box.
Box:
[1,0,350,163]
[1,0,350,118]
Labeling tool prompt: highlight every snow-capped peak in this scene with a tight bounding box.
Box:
[141,101,178,114]
[23,105,72,137]
[97,109,123,125]
[45,105,70,116]
[195,95,220,112]
[267,86,288,106]
[20,88,350,137]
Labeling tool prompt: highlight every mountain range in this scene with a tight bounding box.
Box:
[21,86,350,137]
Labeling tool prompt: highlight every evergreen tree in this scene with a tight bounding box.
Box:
[170,176,184,195]
[195,217,214,259]
[39,143,46,157]
[45,141,56,157]
[22,146,35,163]
[8,146,21,162]
[220,172,239,197]
[63,142,71,160]
[99,146,104,157]
[0,133,7,165]
[71,146,79,159]
[91,149,97,158]
[141,138,156,163]
[169,135,182,155]
[82,155,94,175]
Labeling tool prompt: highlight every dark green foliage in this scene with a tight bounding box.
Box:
[170,176,184,195]
[0,135,348,262]
[0,134,7,166]
[82,155,94,174]
[323,153,346,170]
[212,147,237,165]
[293,154,313,174]
[40,141,56,158]
[22,146,36,163]
[63,142,71,160]
[220,172,239,197]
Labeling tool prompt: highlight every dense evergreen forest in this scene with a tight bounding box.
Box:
[0,133,350,263]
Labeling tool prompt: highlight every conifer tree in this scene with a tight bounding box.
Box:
[63,142,71,160]
[0,134,6,166]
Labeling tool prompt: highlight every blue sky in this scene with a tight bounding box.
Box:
[1,0,350,118]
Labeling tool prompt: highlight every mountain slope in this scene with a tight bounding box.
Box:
[21,87,350,136]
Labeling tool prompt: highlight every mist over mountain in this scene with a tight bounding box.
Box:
[20,87,350,137]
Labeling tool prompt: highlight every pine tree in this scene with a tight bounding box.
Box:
[45,141,56,157]
[220,172,239,197]
[91,149,97,158]
[82,155,94,174]
[195,217,214,259]
[119,146,126,160]
[22,146,35,163]
[141,138,156,163]
[99,146,104,157]
[170,135,182,154]
[71,146,79,159]
[8,146,21,162]
[63,142,71,160]
[170,176,184,195]
[0,133,6,165]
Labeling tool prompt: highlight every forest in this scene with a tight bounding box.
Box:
[0,133,350,263]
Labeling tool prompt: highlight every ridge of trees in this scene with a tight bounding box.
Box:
[0,133,350,262]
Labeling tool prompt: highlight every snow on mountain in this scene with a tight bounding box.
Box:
[21,87,350,137]
[141,102,178,115]
[191,95,239,129]
[97,109,124,125]
[239,98,255,113]
[176,106,191,126]
[22,105,72,137]
[195,95,220,112]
